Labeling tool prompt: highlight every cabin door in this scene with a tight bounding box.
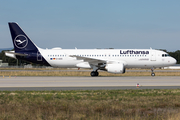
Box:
[151,51,156,61]
[37,51,42,61]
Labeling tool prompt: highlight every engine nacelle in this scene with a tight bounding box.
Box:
[105,63,125,74]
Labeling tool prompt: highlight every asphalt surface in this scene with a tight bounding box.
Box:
[0,76,180,91]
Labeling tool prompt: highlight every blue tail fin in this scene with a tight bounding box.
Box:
[8,22,38,52]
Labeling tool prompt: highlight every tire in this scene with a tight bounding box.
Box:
[91,71,96,77]
[151,73,155,76]
[95,71,99,76]
[91,71,99,77]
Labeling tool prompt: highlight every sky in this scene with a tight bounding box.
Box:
[0,0,180,51]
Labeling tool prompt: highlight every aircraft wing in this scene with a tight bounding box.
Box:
[70,55,127,69]
[70,55,106,65]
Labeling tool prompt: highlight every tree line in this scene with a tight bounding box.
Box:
[0,49,180,66]
[0,50,34,66]
[165,50,180,64]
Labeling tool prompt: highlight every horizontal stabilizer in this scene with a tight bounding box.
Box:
[5,51,28,59]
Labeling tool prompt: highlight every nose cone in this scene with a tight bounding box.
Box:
[171,57,177,65]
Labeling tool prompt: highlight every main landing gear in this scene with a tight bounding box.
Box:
[91,71,99,77]
[151,68,155,76]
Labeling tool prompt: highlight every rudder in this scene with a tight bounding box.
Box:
[8,22,38,52]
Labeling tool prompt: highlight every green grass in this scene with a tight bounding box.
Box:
[0,89,180,119]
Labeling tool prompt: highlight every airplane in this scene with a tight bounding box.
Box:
[5,22,177,77]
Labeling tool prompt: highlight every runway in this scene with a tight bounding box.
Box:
[0,76,180,90]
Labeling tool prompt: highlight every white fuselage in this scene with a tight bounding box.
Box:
[38,48,176,69]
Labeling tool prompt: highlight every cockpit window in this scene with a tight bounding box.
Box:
[162,54,170,57]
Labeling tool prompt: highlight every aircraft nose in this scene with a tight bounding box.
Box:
[172,57,177,64]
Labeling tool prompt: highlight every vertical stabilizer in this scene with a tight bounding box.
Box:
[8,22,38,52]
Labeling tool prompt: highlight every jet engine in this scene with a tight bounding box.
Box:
[105,63,125,74]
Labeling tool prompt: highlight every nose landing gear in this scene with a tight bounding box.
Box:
[151,68,155,76]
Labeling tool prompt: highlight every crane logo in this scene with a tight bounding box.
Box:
[14,35,28,49]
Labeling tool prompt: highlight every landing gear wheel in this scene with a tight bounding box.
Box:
[95,71,99,76]
[91,71,95,76]
[151,73,155,76]
[91,71,99,77]
[151,68,155,77]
